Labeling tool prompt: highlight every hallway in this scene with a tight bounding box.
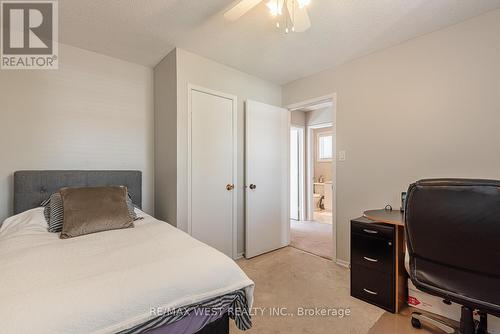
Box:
[290,220,333,259]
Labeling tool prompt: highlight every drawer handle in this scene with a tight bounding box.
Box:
[363,288,378,295]
[363,228,379,234]
[363,256,379,263]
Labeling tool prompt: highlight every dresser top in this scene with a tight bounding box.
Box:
[363,209,405,227]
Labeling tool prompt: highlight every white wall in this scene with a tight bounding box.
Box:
[0,43,154,222]
[290,110,306,126]
[282,9,500,263]
[173,48,282,255]
[306,107,333,126]
[154,50,177,225]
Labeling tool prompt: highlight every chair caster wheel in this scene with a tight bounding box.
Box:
[411,317,422,329]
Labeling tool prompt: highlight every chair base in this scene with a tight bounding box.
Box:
[411,312,456,333]
[411,306,488,334]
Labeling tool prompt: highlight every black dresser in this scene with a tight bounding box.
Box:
[350,211,407,313]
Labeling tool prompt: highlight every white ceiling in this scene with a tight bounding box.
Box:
[59,0,500,84]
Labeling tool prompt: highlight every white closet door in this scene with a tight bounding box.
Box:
[189,87,236,258]
[245,100,289,258]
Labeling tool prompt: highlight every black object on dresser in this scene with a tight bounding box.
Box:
[350,216,396,312]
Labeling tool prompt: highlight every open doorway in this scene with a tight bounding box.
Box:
[288,95,336,260]
[309,123,334,224]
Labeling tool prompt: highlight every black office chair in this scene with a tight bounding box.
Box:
[405,179,500,334]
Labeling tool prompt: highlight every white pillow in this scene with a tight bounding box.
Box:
[0,208,49,238]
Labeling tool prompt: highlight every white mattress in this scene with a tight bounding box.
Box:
[0,208,254,334]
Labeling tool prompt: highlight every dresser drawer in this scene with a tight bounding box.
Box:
[351,220,394,240]
[351,233,394,273]
[351,265,394,312]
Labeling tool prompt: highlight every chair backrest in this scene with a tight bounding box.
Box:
[405,179,500,314]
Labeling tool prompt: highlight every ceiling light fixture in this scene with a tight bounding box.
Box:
[266,0,311,33]
[297,0,310,9]
[224,0,312,33]
[266,0,283,16]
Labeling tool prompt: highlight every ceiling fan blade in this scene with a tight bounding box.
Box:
[224,0,263,21]
[286,0,311,32]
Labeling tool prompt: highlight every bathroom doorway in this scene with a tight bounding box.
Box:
[308,123,334,224]
[288,95,336,260]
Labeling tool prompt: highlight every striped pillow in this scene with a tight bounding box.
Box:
[126,193,139,221]
[41,192,64,232]
[41,190,141,233]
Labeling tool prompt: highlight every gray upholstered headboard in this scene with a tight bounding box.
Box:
[14,170,142,214]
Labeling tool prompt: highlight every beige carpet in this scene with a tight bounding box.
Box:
[290,220,333,259]
[368,307,447,334]
[313,211,333,224]
[230,246,466,334]
[231,247,384,334]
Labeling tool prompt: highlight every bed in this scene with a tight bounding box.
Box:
[0,171,254,334]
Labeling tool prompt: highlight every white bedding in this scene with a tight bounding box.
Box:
[0,208,254,334]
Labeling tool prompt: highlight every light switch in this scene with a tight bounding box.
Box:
[338,150,346,161]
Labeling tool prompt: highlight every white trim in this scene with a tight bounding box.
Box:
[235,252,245,260]
[286,111,292,245]
[244,100,250,256]
[307,122,332,221]
[298,126,306,221]
[306,127,313,221]
[286,93,338,262]
[335,259,350,269]
[187,84,239,260]
[290,125,305,221]
[309,123,333,129]
[287,94,334,111]
[299,127,305,221]
[331,107,338,263]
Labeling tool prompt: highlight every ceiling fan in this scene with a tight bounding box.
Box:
[224,0,312,33]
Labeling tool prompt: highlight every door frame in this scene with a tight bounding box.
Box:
[187,84,238,259]
[286,93,338,262]
[290,125,306,221]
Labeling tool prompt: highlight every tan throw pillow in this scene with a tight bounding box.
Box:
[60,186,133,239]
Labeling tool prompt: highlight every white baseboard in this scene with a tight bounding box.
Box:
[235,252,245,260]
[335,259,350,268]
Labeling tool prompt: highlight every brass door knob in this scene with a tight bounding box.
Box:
[249,184,256,190]
[226,184,234,191]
